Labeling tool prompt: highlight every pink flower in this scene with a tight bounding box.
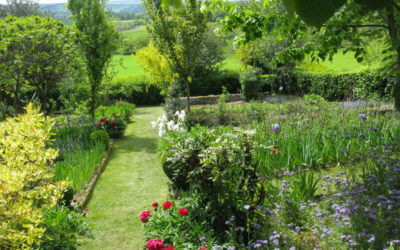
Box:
[146,238,164,250]
[111,121,117,126]
[97,122,102,127]
[164,246,175,250]
[140,210,152,223]
[163,201,173,210]
[151,202,159,208]
[179,208,188,216]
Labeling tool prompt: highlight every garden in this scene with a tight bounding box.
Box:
[0,0,400,249]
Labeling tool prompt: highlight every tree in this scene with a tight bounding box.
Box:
[143,0,208,112]
[0,0,44,18]
[0,16,77,114]
[283,0,400,111]
[209,0,400,110]
[68,0,119,118]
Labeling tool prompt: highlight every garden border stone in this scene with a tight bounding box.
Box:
[74,142,115,207]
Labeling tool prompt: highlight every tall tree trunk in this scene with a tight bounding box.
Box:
[395,50,400,111]
[90,83,97,119]
[185,79,191,113]
[387,3,400,111]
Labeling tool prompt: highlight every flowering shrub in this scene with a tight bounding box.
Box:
[159,126,266,244]
[152,110,186,137]
[97,116,127,138]
[140,198,234,249]
[0,104,68,248]
[95,101,136,124]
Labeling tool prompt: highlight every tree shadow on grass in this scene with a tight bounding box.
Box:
[115,135,159,154]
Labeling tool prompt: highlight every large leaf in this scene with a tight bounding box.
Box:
[283,0,345,27]
[354,0,390,10]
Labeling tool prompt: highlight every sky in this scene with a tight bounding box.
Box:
[0,0,67,3]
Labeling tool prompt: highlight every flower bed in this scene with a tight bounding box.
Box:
[142,100,400,249]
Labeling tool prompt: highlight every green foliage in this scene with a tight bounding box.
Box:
[160,126,266,242]
[108,76,164,105]
[55,144,106,191]
[270,70,393,101]
[90,130,110,149]
[240,67,262,101]
[0,16,79,114]
[143,198,220,248]
[121,35,150,55]
[0,104,68,248]
[96,101,135,124]
[143,0,209,111]
[52,123,107,191]
[136,42,176,89]
[0,0,44,18]
[38,206,92,250]
[68,0,120,117]
[303,94,326,106]
[283,0,346,27]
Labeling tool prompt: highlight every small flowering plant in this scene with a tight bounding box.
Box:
[139,198,221,249]
[152,110,186,137]
[96,116,126,138]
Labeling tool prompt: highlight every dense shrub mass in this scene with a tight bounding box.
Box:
[267,70,393,101]
[108,76,164,105]
[0,104,68,248]
[146,101,400,248]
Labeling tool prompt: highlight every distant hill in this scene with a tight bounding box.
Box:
[41,0,144,15]
[41,0,144,25]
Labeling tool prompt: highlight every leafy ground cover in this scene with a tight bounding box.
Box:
[79,106,169,249]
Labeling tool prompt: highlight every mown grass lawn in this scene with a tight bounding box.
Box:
[79,106,169,250]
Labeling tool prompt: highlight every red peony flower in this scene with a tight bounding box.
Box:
[146,238,164,250]
[105,119,109,123]
[140,210,152,223]
[162,201,173,210]
[151,202,159,208]
[164,246,175,250]
[111,121,117,126]
[179,208,189,216]
[97,122,102,127]
[200,246,207,250]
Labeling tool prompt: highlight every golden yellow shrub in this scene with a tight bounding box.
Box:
[0,104,67,249]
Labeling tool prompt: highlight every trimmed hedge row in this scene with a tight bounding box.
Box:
[107,69,392,106]
[265,70,394,101]
[107,70,241,105]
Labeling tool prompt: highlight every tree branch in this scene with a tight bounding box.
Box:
[324,24,389,29]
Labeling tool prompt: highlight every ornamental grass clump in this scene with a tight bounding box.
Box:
[0,104,68,248]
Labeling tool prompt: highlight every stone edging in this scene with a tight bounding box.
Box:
[74,142,115,208]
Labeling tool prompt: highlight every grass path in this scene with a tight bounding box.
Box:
[79,106,169,250]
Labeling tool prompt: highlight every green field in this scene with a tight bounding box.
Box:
[110,55,146,78]
[298,50,369,74]
[121,25,149,39]
[113,26,379,78]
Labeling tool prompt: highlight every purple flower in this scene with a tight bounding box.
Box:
[272,124,281,132]
[360,114,367,121]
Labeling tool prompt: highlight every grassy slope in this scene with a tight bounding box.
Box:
[79,106,168,250]
[112,25,374,78]
[111,55,147,78]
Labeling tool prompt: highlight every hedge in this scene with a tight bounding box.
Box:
[265,70,394,101]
